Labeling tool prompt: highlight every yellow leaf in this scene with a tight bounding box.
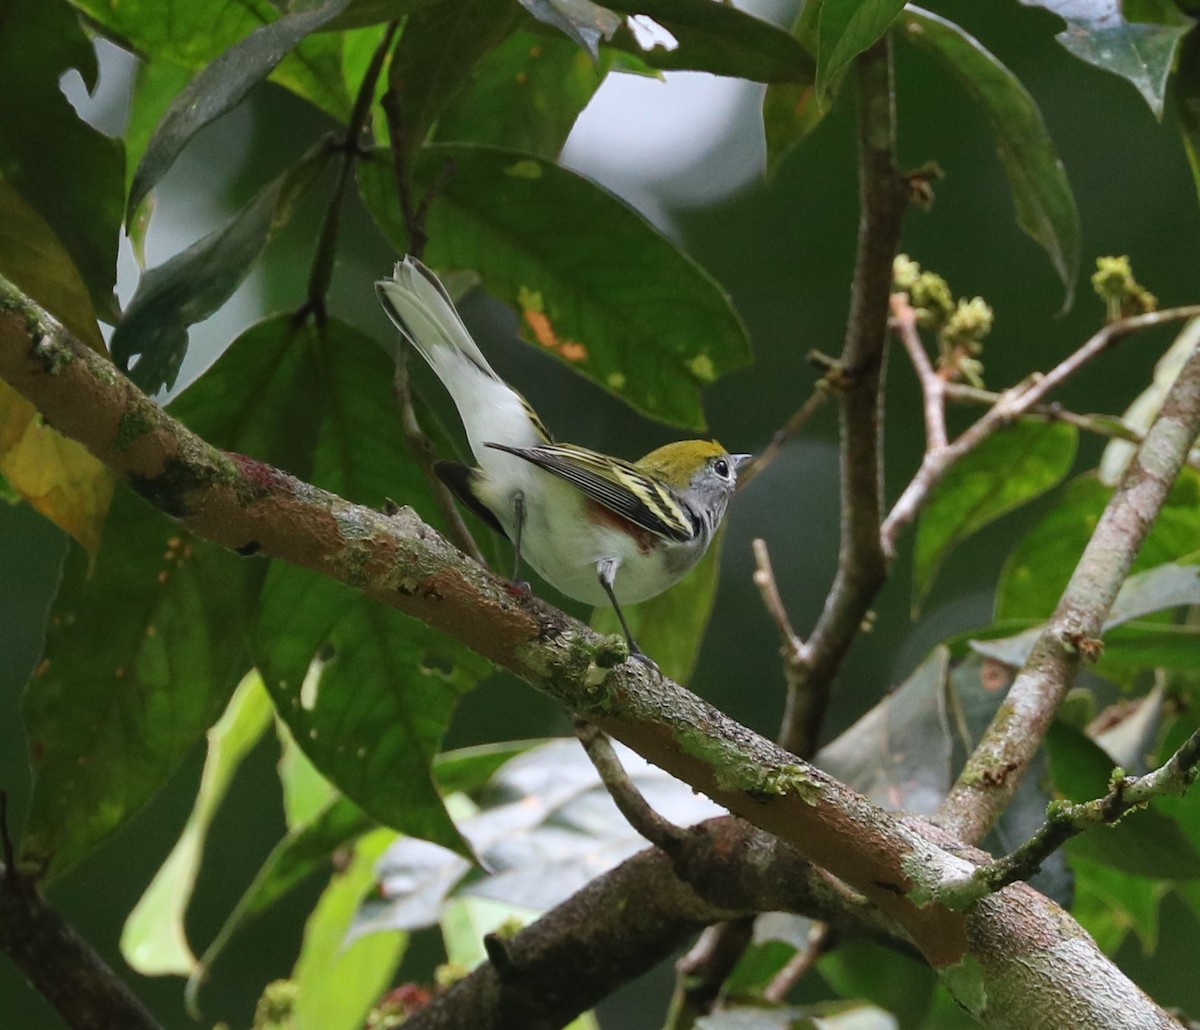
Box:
[0,380,113,556]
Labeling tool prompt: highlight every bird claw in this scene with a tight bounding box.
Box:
[505,579,532,598]
[629,648,660,677]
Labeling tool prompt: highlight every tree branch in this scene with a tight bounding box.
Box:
[938,338,1200,843]
[881,306,1200,557]
[0,794,162,1030]
[937,725,1200,909]
[0,290,1180,1028]
[777,36,909,757]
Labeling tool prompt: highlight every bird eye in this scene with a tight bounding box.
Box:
[714,458,730,478]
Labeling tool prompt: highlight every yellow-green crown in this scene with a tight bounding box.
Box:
[634,439,729,487]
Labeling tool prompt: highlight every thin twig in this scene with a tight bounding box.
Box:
[752,538,807,669]
[937,338,1200,843]
[937,725,1200,909]
[881,305,1200,558]
[574,718,687,853]
[738,382,830,489]
[762,924,834,1004]
[891,292,947,449]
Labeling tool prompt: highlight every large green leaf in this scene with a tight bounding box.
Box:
[816,0,906,100]
[20,491,259,881]
[120,672,274,977]
[386,0,521,172]
[590,527,723,684]
[914,419,1077,606]
[601,0,816,83]
[1019,0,1193,120]
[901,7,1081,308]
[112,147,333,393]
[358,144,751,429]
[68,0,352,122]
[0,0,124,323]
[435,29,613,159]
[997,469,1200,621]
[129,0,352,214]
[291,829,406,1030]
[252,317,489,855]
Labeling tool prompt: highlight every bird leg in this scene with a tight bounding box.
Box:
[507,491,531,595]
[596,557,659,674]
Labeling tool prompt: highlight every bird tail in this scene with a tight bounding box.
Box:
[375,257,550,462]
[375,257,500,382]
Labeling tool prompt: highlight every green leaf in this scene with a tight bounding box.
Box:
[292,828,406,1030]
[251,318,489,855]
[1019,0,1193,120]
[590,527,723,683]
[816,0,906,100]
[112,146,332,393]
[435,29,612,159]
[20,491,259,881]
[0,0,124,323]
[1072,856,1168,954]
[325,0,441,31]
[359,144,751,429]
[69,0,353,122]
[386,0,521,171]
[1047,721,1200,880]
[914,419,1077,606]
[600,0,815,83]
[900,7,1082,308]
[998,469,1200,621]
[129,0,351,214]
[517,0,621,59]
[120,672,273,977]
[761,2,824,177]
[0,181,105,352]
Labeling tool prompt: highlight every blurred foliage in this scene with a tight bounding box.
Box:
[3,0,1200,1028]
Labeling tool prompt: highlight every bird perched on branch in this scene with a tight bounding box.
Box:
[376,257,749,669]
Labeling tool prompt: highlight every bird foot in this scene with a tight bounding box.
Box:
[505,579,532,598]
[629,648,661,677]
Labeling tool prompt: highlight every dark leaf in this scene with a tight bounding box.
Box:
[517,0,621,59]
[0,0,124,323]
[1175,30,1200,205]
[358,144,752,428]
[815,646,953,816]
[602,0,816,83]
[20,491,259,881]
[112,146,332,393]
[251,318,490,857]
[69,0,352,122]
[129,0,351,214]
[900,7,1082,308]
[914,419,1077,607]
[435,29,613,159]
[1019,0,1193,119]
[816,0,906,100]
[386,0,521,172]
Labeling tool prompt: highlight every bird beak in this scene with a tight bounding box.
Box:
[732,454,754,473]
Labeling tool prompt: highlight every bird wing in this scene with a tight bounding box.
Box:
[485,443,698,543]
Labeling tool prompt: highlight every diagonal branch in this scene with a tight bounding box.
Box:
[937,338,1200,843]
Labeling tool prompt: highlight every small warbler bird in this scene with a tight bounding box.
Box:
[376,257,750,667]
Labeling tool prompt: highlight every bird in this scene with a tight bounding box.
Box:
[376,256,750,669]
